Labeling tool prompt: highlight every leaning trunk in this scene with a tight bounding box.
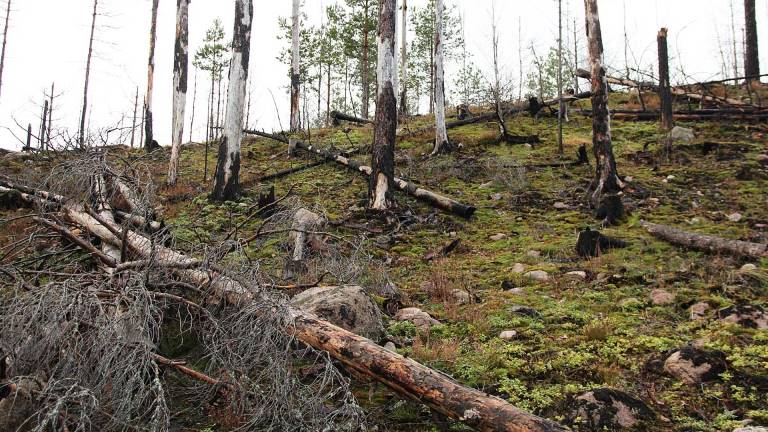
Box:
[743,0,760,83]
[0,0,12,100]
[144,0,159,151]
[369,0,397,211]
[290,0,300,132]
[583,0,624,208]
[79,0,98,149]
[431,0,450,155]
[168,0,190,185]
[210,0,253,201]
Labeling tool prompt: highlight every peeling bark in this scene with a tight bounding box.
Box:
[583,0,624,209]
[398,0,408,116]
[168,0,190,185]
[431,0,450,155]
[211,0,252,201]
[369,0,397,211]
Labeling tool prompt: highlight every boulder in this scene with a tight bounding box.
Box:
[755,154,768,165]
[525,270,550,282]
[734,427,768,432]
[718,304,768,329]
[566,388,655,430]
[669,126,695,143]
[489,233,507,241]
[689,302,710,320]
[394,307,440,331]
[564,271,588,281]
[291,286,384,340]
[451,289,472,305]
[727,212,743,222]
[511,263,526,274]
[650,289,675,306]
[499,330,518,341]
[740,263,758,272]
[662,346,727,384]
[554,202,569,210]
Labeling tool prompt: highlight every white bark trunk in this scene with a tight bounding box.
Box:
[290,0,300,132]
[432,0,449,154]
[398,0,408,115]
[168,0,190,185]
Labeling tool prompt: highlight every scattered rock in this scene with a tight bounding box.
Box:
[394,307,440,331]
[740,263,758,272]
[489,233,507,241]
[727,212,743,222]
[525,270,550,282]
[490,193,503,201]
[755,154,768,165]
[383,341,397,352]
[527,250,541,258]
[479,181,494,189]
[554,202,569,210]
[499,330,518,341]
[451,289,472,305]
[718,304,768,329]
[650,289,675,306]
[564,271,587,280]
[506,287,525,295]
[734,427,768,432]
[511,263,526,274]
[669,125,695,142]
[689,302,710,320]
[566,388,656,430]
[291,286,384,340]
[509,305,541,318]
[662,346,727,384]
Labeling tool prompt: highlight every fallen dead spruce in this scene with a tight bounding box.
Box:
[3,179,567,432]
[639,220,767,258]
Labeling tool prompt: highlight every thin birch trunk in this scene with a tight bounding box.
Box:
[189,70,197,143]
[211,0,253,201]
[168,0,190,185]
[369,0,397,211]
[0,0,11,100]
[557,0,564,154]
[290,0,300,131]
[361,0,371,119]
[431,0,450,155]
[144,0,159,151]
[398,0,408,116]
[79,0,98,149]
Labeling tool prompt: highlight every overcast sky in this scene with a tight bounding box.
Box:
[0,0,766,151]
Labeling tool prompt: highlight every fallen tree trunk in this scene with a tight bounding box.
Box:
[639,220,767,258]
[574,109,768,122]
[245,130,476,218]
[7,184,564,432]
[330,110,374,126]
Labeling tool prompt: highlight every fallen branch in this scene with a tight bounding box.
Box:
[245,130,477,218]
[639,220,767,258]
[330,110,374,126]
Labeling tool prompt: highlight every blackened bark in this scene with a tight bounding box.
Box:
[658,28,673,131]
[168,0,190,185]
[361,0,371,119]
[743,0,760,82]
[584,0,625,214]
[144,0,159,151]
[369,0,397,210]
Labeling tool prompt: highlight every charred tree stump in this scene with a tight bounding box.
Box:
[143,0,159,152]
[576,227,628,258]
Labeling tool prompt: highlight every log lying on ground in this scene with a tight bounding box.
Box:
[10,184,565,432]
[639,220,767,258]
[245,130,476,218]
[574,109,768,122]
[330,110,374,126]
[575,69,754,108]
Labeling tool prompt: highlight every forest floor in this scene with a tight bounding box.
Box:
[1,93,768,431]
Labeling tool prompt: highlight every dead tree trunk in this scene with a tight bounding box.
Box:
[640,221,767,258]
[24,123,31,150]
[144,0,159,151]
[398,0,408,116]
[361,0,371,119]
[189,70,197,142]
[46,82,54,151]
[431,0,450,155]
[369,0,397,211]
[658,28,674,131]
[131,87,138,148]
[0,0,11,100]
[743,0,760,83]
[78,0,98,150]
[211,0,253,202]
[583,0,625,220]
[168,0,190,186]
[39,100,48,149]
[290,0,300,132]
[556,0,564,154]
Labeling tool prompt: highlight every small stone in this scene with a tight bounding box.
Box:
[383,341,397,352]
[755,154,768,165]
[650,289,675,305]
[740,263,758,272]
[489,233,507,241]
[525,270,549,282]
[689,302,710,320]
[527,250,541,258]
[499,330,518,341]
[490,193,503,201]
[688,217,701,225]
[449,231,457,237]
[509,305,541,318]
[663,346,727,384]
[567,388,656,429]
[523,143,533,149]
[718,304,768,329]
[451,289,471,305]
[669,125,695,142]
[554,202,568,210]
[394,307,440,331]
[506,287,524,295]
[564,271,587,280]
[727,212,743,222]
[511,263,526,274]
[479,181,494,189]
[648,197,660,204]
[734,427,768,432]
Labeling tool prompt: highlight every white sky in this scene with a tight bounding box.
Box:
[0,0,766,151]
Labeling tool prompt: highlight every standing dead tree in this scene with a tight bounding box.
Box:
[290,0,300,132]
[431,0,451,155]
[369,0,397,211]
[211,0,253,201]
[489,1,512,144]
[0,0,10,100]
[168,0,191,186]
[657,28,673,131]
[557,0,564,154]
[360,0,372,119]
[399,0,409,116]
[583,0,625,224]
[743,0,760,84]
[144,0,159,151]
[130,87,138,148]
[78,0,98,149]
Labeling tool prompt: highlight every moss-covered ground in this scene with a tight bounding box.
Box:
[1,93,767,431]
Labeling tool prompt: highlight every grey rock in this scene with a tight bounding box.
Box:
[662,346,727,384]
[567,388,655,429]
[718,304,768,330]
[525,270,550,282]
[499,330,518,341]
[669,125,695,142]
[650,289,675,306]
[394,307,440,331]
[292,286,384,340]
[689,302,710,320]
[489,233,507,241]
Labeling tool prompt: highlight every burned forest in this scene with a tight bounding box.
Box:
[1,0,768,431]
